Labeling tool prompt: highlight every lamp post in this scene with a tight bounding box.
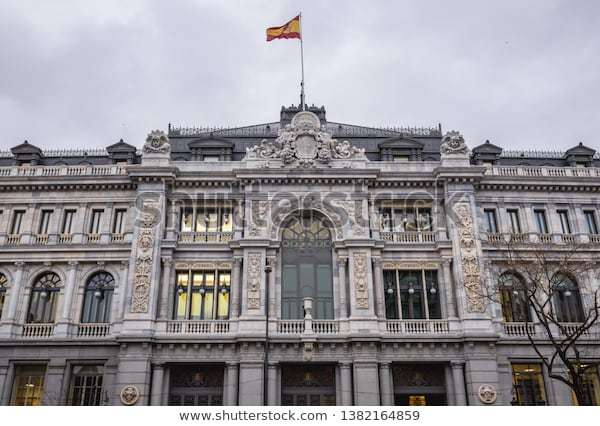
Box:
[263,261,273,405]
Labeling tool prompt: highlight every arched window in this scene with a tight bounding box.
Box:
[552,273,584,323]
[499,272,531,322]
[81,272,115,323]
[27,272,60,323]
[0,273,7,319]
[281,213,333,319]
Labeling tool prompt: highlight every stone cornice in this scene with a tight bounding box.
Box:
[0,181,135,192]
[477,182,600,192]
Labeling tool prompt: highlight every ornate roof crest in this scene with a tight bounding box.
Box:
[245,111,365,167]
[440,130,469,155]
[143,130,170,154]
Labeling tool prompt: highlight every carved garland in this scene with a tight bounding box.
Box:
[131,206,158,313]
[455,203,486,313]
[353,252,369,309]
[246,253,262,309]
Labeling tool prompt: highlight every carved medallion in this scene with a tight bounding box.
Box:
[478,384,497,404]
[120,385,140,405]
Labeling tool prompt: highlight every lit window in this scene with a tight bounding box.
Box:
[511,364,547,405]
[174,270,231,320]
[574,366,600,406]
[10,365,46,406]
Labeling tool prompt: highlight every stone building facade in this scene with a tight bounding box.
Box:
[0,105,599,406]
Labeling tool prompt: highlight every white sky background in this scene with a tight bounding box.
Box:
[0,0,598,151]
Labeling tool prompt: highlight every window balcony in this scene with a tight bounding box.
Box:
[76,323,111,338]
[21,323,54,338]
[165,320,231,334]
[385,319,450,335]
[559,234,576,244]
[487,232,528,245]
[34,234,49,245]
[380,231,436,244]
[6,234,22,245]
[589,234,600,244]
[276,319,341,335]
[502,322,537,337]
[178,231,233,244]
[110,233,125,243]
[85,233,101,243]
[58,233,73,244]
[558,322,590,337]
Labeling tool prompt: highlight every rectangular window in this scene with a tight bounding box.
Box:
[62,210,76,234]
[575,366,600,406]
[89,209,104,234]
[10,365,46,406]
[180,206,232,233]
[534,209,549,234]
[112,209,126,234]
[511,364,547,405]
[173,270,231,320]
[382,269,440,320]
[10,210,25,234]
[68,365,104,406]
[584,211,599,235]
[557,210,571,234]
[379,205,432,233]
[507,209,521,233]
[0,286,6,320]
[180,207,193,232]
[38,210,53,234]
[484,209,498,233]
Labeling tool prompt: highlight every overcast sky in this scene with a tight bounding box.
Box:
[0,0,598,151]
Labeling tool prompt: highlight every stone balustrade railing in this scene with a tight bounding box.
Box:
[385,319,450,334]
[486,232,600,246]
[165,320,231,334]
[502,322,537,337]
[485,165,600,178]
[178,232,233,244]
[0,164,127,178]
[0,232,132,246]
[380,231,436,244]
[77,323,111,338]
[22,323,55,338]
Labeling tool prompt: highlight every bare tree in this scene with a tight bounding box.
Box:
[484,237,600,405]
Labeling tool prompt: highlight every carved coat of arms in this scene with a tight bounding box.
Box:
[245,111,365,167]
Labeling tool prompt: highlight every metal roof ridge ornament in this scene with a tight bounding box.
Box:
[245,111,366,167]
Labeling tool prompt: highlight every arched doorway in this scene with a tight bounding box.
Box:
[281,212,334,319]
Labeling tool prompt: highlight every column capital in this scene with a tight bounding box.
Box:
[442,258,452,266]
[14,261,26,268]
[379,361,391,368]
[161,257,173,267]
[120,260,129,268]
[233,256,243,266]
[338,257,348,266]
[450,360,465,368]
[266,256,278,267]
[372,257,382,267]
[226,361,239,368]
[67,260,79,269]
[339,361,352,369]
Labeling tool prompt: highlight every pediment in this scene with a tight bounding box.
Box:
[106,139,137,153]
[378,137,424,149]
[565,142,595,156]
[472,140,503,154]
[10,140,42,155]
[188,137,233,149]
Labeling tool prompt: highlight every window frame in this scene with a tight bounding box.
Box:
[173,269,231,320]
[61,209,76,234]
[112,209,127,234]
[557,210,572,234]
[81,272,115,323]
[89,209,104,234]
[378,203,433,233]
[484,209,498,233]
[10,365,47,406]
[584,210,599,235]
[506,209,522,234]
[68,365,105,406]
[27,272,61,324]
[382,268,441,320]
[38,209,53,235]
[533,209,549,234]
[179,204,233,234]
[0,273,7,320]
[10,210,25,235]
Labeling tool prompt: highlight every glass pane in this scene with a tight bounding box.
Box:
[425,271,441,319]
[190,292,202,320]
[512,364,546,405]
[181,208,193,232]
[11,365,46,406]
[221,209,233,232]
[399,271,424,319]
[299,264,315,298]
[217,291,229,319]
[383,270,398,319]
[203,292,214,319]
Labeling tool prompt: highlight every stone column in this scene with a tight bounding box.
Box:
[338,257,348,319]
[442,259,457,319]
[379,362,394,405]
[372,257,385,318]
[230,257,243,319]
[42,361,66,405]
[354,362,380,405]
[225,363,239,406]
[150,364,165,406]
[267,257,277,318]
[340,362,353,406]
[4,262,25,322]
[238,362,263,405]
[56,261,79,337]
[158,257,173,319]
[451,361,467,406]
[267,363,278,405]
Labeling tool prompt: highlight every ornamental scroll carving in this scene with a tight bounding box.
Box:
[246,253,262,309]
[131,204,158,313]
[353,252,369,309]
[245,111,365,167]
[455,203,486,313]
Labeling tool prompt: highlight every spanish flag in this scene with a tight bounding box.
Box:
[266,15,301,42]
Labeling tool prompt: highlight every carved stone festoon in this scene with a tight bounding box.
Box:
[246,253,262,310]
[454,202,486,313]
[245,111,365,167]
[131,202,159,313]
[353,252,369,309]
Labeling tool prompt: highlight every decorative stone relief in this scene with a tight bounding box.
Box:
[120,385,140,405]
[174,261,232,270]
[353,252,369,309]
[143,130,170,154]
[249,200,269,237]
[455,203,486,313]
[246,253,262,310]
[382,261,439,270]
[131,203,158,313]
[478,384,497,404]
[339,199,366,236]
[440,131,468,155]
[245,111,365,167]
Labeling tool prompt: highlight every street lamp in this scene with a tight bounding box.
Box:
[263,262,273,406]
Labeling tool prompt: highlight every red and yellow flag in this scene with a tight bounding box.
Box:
[266,15,301,42]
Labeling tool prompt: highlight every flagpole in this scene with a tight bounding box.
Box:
[299,12,306,110]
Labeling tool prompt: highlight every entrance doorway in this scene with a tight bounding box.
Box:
[281,364,336,406]
[392,364,447,406]
[168,364,224,406]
